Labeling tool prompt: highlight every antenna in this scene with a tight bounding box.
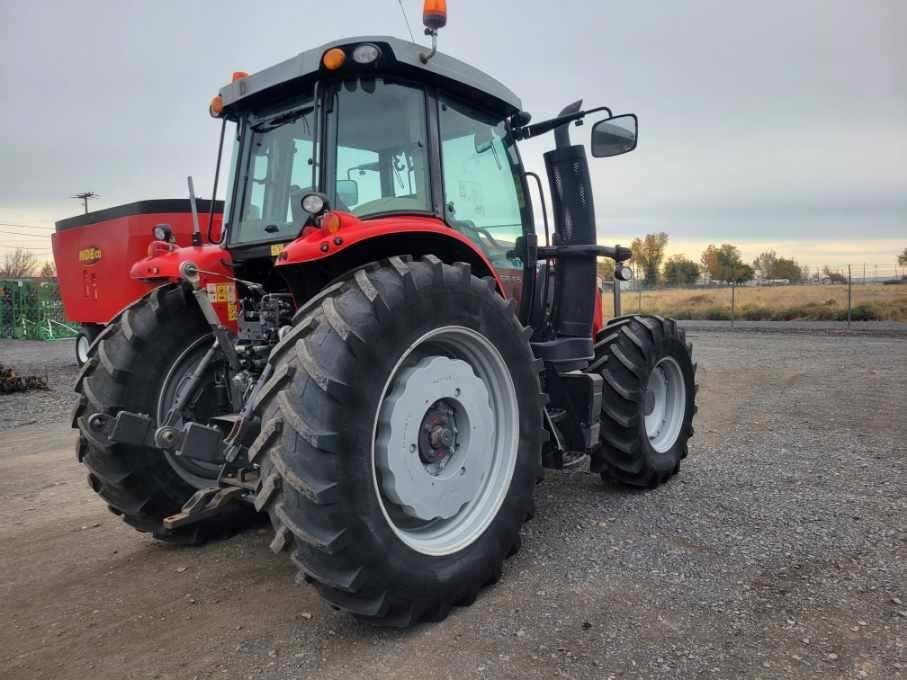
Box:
[397,0,416,42]
[72,192,99,214]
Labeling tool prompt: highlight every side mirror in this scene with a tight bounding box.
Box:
[336,180,359,207]
[591,114,638,158]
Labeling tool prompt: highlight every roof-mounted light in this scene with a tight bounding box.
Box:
[322,48,347,71]
[232,71,249,82]
[423,0,447,31]
[352,44,381,65]
[209,95,224,118]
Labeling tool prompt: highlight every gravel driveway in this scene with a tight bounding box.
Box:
[1,329,905,679]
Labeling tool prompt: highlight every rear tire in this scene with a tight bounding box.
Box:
[73,284,243,543]
[251,256,543,626]
[589,315,697,487]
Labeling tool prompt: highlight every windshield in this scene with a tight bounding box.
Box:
[329,79,431,217]
[230,103,315,246]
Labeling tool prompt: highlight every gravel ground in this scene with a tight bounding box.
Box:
[680,320,907,338]
[0,339,79,431]
[1,330,905,679]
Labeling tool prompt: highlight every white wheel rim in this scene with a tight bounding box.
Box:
[643,356,686,454]
[76,335,90,364]
[372,326,519,556]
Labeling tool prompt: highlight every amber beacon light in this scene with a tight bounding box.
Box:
[423,0,447,31]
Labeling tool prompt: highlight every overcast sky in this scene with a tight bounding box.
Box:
[1,0,904,267]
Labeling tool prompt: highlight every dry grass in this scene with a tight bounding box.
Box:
[604,283,907,322]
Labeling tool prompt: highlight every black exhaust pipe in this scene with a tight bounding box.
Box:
[543,100,598,349]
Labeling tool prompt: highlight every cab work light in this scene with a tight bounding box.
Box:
[352,44,380,64]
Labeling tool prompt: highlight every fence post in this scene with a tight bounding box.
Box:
[730,283,736,327]
[847,264,852,328]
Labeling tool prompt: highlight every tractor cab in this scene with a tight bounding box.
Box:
[210,35,533,302]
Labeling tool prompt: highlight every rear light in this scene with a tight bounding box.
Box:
[352,44,380,64]
[321,212,342,235]
[302,193,327,215]
[152,224,173,242]
[232,71,249,82]
[209,95,224,117]
[322,48,346,71]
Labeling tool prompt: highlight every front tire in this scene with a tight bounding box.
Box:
[251,256,543,626]
[73,284,236,543]
[589,315,697,487]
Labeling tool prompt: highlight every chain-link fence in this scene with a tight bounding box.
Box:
[603,265,907,324]
[0,278,78,340]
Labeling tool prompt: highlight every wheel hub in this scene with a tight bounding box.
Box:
[375,355,494,522]
[418,401,458,468]
[643,356,686,454]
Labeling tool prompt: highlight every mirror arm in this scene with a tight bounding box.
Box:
[513,106,613,141]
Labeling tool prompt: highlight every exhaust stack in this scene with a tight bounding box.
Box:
[543,101,598,344]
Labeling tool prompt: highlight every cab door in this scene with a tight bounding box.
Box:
[436,95,533,315]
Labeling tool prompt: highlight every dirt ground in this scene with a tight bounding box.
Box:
[1,329,905,679]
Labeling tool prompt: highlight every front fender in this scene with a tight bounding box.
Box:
[276,213,507,295]
[130,244,238,330]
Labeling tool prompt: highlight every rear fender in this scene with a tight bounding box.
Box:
[275,212,508,297]
[130,244,238,331]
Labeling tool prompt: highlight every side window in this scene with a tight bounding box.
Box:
[233,108,314,245]
[439,97,526,263]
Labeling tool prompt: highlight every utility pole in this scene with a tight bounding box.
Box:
[72,192,99,214]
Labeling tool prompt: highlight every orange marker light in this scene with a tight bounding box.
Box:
[322,48,346,71]
[322,212,342,235]
[209,95,224,117]
[232,71,249,82]
[423,0,447,30]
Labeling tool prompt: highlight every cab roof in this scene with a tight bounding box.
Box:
[219,35,522,117]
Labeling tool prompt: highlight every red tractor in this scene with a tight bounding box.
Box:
[75,6,696,626]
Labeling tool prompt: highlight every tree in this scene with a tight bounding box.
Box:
[663,255,700,286]
[772,257,802,282]
[822,265,847,284]
[700,243,753,283]
[630,232,669,287]
[752,250,779,279]
[752,249,802,282]
[40,261,57,278]
[596,257,615,283]
[899,247,907,267]
[0,248,38,278]
[732,263,755,284]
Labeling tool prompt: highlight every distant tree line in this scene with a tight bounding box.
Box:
[0,248,55,279]
[603,238,907,288]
